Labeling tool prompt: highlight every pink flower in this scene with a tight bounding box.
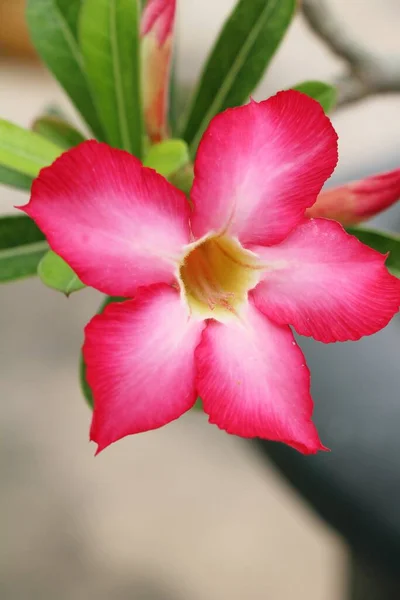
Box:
[141,0,176,143]
[20,91,400,454]
[307,168,400,225]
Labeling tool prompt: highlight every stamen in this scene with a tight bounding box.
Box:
[179,233,264,321]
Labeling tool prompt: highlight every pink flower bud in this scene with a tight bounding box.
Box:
[307,168,400,225]
[141,0,176,143]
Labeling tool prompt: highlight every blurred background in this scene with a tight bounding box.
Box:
[1,0,400,598]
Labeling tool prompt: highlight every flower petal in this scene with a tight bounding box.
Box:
[190,91,338,245]
[195,301,324,454]
[251,218,400,343]
[21,141,190,297]
[141,0,176,142]
[85,284,205,453]
[306,167,400,225]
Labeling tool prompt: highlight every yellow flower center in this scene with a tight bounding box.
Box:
[179,234,263,321]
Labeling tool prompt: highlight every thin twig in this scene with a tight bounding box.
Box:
[301,0,400,107]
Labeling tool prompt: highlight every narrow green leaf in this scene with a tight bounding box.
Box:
[182,0,295,154]
[80,0,143,156]
[0,215,45,249]
[348,228,400,278]
[26,0,105,139]
[32,116,86,149]
[0,165,33,191]
[35,117,84,148]
[56,0,81,38]
[292,81,337,113]
[0,119,62,177]
[0,215,48,282]
[144,140,189,178]
[80,295,125,408]
[38,250,85,295]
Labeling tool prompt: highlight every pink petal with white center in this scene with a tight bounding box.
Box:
[85,284,205,453]
[195,301,324,454]
[20,141,190,297]
[141,0,176,142]
[190,91,338,246]
[251,218,400,343]
[306,167,400,225]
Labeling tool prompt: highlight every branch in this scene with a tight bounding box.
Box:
[301,0,400,107]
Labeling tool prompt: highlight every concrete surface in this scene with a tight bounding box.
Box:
[1,1,399,598]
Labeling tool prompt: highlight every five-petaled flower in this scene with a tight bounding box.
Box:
[21,91,400,454]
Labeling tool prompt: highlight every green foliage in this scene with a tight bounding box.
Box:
[193,398,204,411]
[26,0,105,139]
[181,0,295,154]
[348,228,400,278]
[38,250,85,295]
[169,164,194,197]
[32,116,86,149]
[291,81,337,113]
[144,140,190,178]
[79,0,143,156]
[0,165,33,191]
[0,215,47,282]
[0,119,62,177]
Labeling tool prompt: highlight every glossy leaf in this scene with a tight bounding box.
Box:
[143,139,189,178]
[32,116,86,149]
[292,81,337,113]
[0,165,33,191]
[0,215,47,282]
[38,250,86,295]
[181,0,295,154]
[80,295,125,408]
[80,0,143,156]
[348,228,400,278]
[26,0,105,139]
[0,119,62,177]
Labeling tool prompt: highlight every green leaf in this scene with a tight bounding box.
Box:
[32,116,86,149]
[80,295,125,408]
[181,0,295,154]
[0,165,33,191]
[144,140,189,178]
[0,119,62,177]
[291,81,337,113]
[56,0,81,38]
[193,397,203,411]
[348,228,400,278]
[80,0,143,156]
[38,250,85,295]
[42,104,70,120]
[26,0,105,139]
[169,164,194,197]
[0,215,48,282]
[80,353,94,409]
